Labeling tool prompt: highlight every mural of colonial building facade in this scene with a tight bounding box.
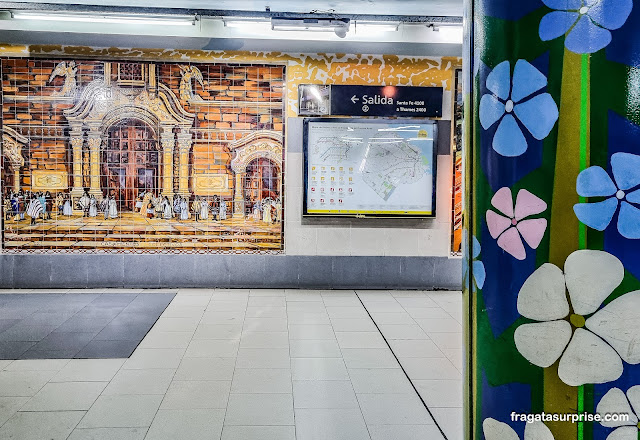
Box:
[0,58,285,252]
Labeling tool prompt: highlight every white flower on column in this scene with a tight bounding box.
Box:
[514,249,640,386]
[596,386,640,440]
[483,418,554,440]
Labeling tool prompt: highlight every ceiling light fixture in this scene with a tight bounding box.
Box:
[11,11,197,26]
[271,17,350,38]
[356,21,400,33]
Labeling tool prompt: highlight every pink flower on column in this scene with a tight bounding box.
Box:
[486,187,548,260]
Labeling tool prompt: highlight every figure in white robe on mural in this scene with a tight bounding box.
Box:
[252,202,261,221]
[162,197,173,219]
[219,200,227,221]
[201,198,209,220]
[275,198,282,223]
[263,199,273,224]
[108,196,118,219]
[180,198,189,220]
[79,191,91,217]
[88,195,98,217]
[63,196,73,216]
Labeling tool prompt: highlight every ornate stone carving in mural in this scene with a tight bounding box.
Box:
[31,170,68,191]
[2,126,26,169]
[48,61,78,97]
[230,131,284,173]
[178,65,205,102]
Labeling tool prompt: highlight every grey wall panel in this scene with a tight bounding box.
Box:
[0,254,461,290]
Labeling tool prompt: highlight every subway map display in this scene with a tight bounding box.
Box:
[303,119,437,217]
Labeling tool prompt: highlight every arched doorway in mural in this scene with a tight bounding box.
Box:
[244,158,280,214]
[102,120,159,211]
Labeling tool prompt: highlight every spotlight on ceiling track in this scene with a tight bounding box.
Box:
[271,17,351,38]
[11,11,197,26]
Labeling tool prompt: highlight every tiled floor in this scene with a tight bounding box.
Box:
[0,288,463,440]
[0,292,175,360]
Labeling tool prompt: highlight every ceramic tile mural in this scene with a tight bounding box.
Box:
[467,1,640,440]
[1,59,285,252]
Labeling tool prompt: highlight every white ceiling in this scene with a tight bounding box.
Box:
[7,0,463,16]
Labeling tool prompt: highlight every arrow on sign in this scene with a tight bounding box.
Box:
[351,95,359,104]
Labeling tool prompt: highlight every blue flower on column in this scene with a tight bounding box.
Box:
[574,152,640,239]
[479,60,559,157]
[539,0,633,54]
[463,232,486,291]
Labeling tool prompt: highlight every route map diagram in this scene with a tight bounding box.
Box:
[361,132,427,201]
[305,121,435,216]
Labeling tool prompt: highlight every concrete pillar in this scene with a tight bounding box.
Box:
[466,2,640,440]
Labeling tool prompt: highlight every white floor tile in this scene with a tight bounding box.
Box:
[294,408,370,440]
[405,308,452,320]
[377,325,429,340]
[193,324,243,340]
[0,396,29,426]
[325,307,369,319]
[0,410,85,440]
[51,359,125,383]
[221,425,296,440]
[170,294,212,306]
[240,332,289,349]
[413,380,463,408]
[388,340,445,358]
[160,306,205,319]
[236,348,291,369]
[357,393,433,425]
[431,407,463,440]
[248,297,286,307]
[184,339,239,358]
[231,369,292,393]
[443,348,464,372]
[0,370,58,397]
[321,297,361,307]
[367,312,415,325]
[137,331,193,349]
[415,318,462,333]
[102,369,175,395]
[145,409,225,440]
[4,359,69,371]
[292,380,359,409]
[396,297,439,308]
[361,302,406,313]
[285,291,323,302]
[122,349,185,370]
[248,289,285,297]
[341,349,399,369]
[0,360,13,370]
[200,311,245,324]
[348,369,414,394]
[67,427,147,440]
[224,393,294,425]
[401,358,461,380]
[21,381,107,411]
[243,317,288,332]
[152,317,200,332]
[286,302,326,312]
[335,332,386,349]
[245,307,287,318]
[161,380,231,410]
[291,358,348,381]
[428,332,463,350]
[288,325,335,340]
[208,301,249,312]
[368,424,445,440]
[329,319,376,332]
[290,340,342,358]
[174,357,235,381]
[78,394,163,428]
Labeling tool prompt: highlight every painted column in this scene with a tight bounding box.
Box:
[467,2,640,440]
[176,130,192,197]
[11,164,20,192]
[69,126,85,200]
[233,172,245,218]
[87,129,103,197]
[160,127,175,200]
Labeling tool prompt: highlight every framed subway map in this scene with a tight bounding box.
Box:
[302,118,437,218]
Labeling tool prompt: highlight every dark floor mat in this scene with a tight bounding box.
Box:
[0,292,176,359]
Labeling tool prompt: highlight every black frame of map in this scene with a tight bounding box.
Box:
[302,118,438,218]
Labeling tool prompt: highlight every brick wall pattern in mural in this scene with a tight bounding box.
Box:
[0,59,285,253]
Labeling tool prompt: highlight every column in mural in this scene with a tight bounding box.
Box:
[466,1,640,440]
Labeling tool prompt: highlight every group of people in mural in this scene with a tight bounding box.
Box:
[3,188,282,225]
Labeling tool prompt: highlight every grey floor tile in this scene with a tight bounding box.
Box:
[0,341,36,360]
[67,427,147,440]
[0,410,85,440]
[145,409,225,440]
[74,340,140,359]
[224,393,294,426]
[78,394,163,428]
[294,408,371,440]
[221,426,296,440]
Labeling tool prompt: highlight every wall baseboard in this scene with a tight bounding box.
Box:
[0,254,462,290]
